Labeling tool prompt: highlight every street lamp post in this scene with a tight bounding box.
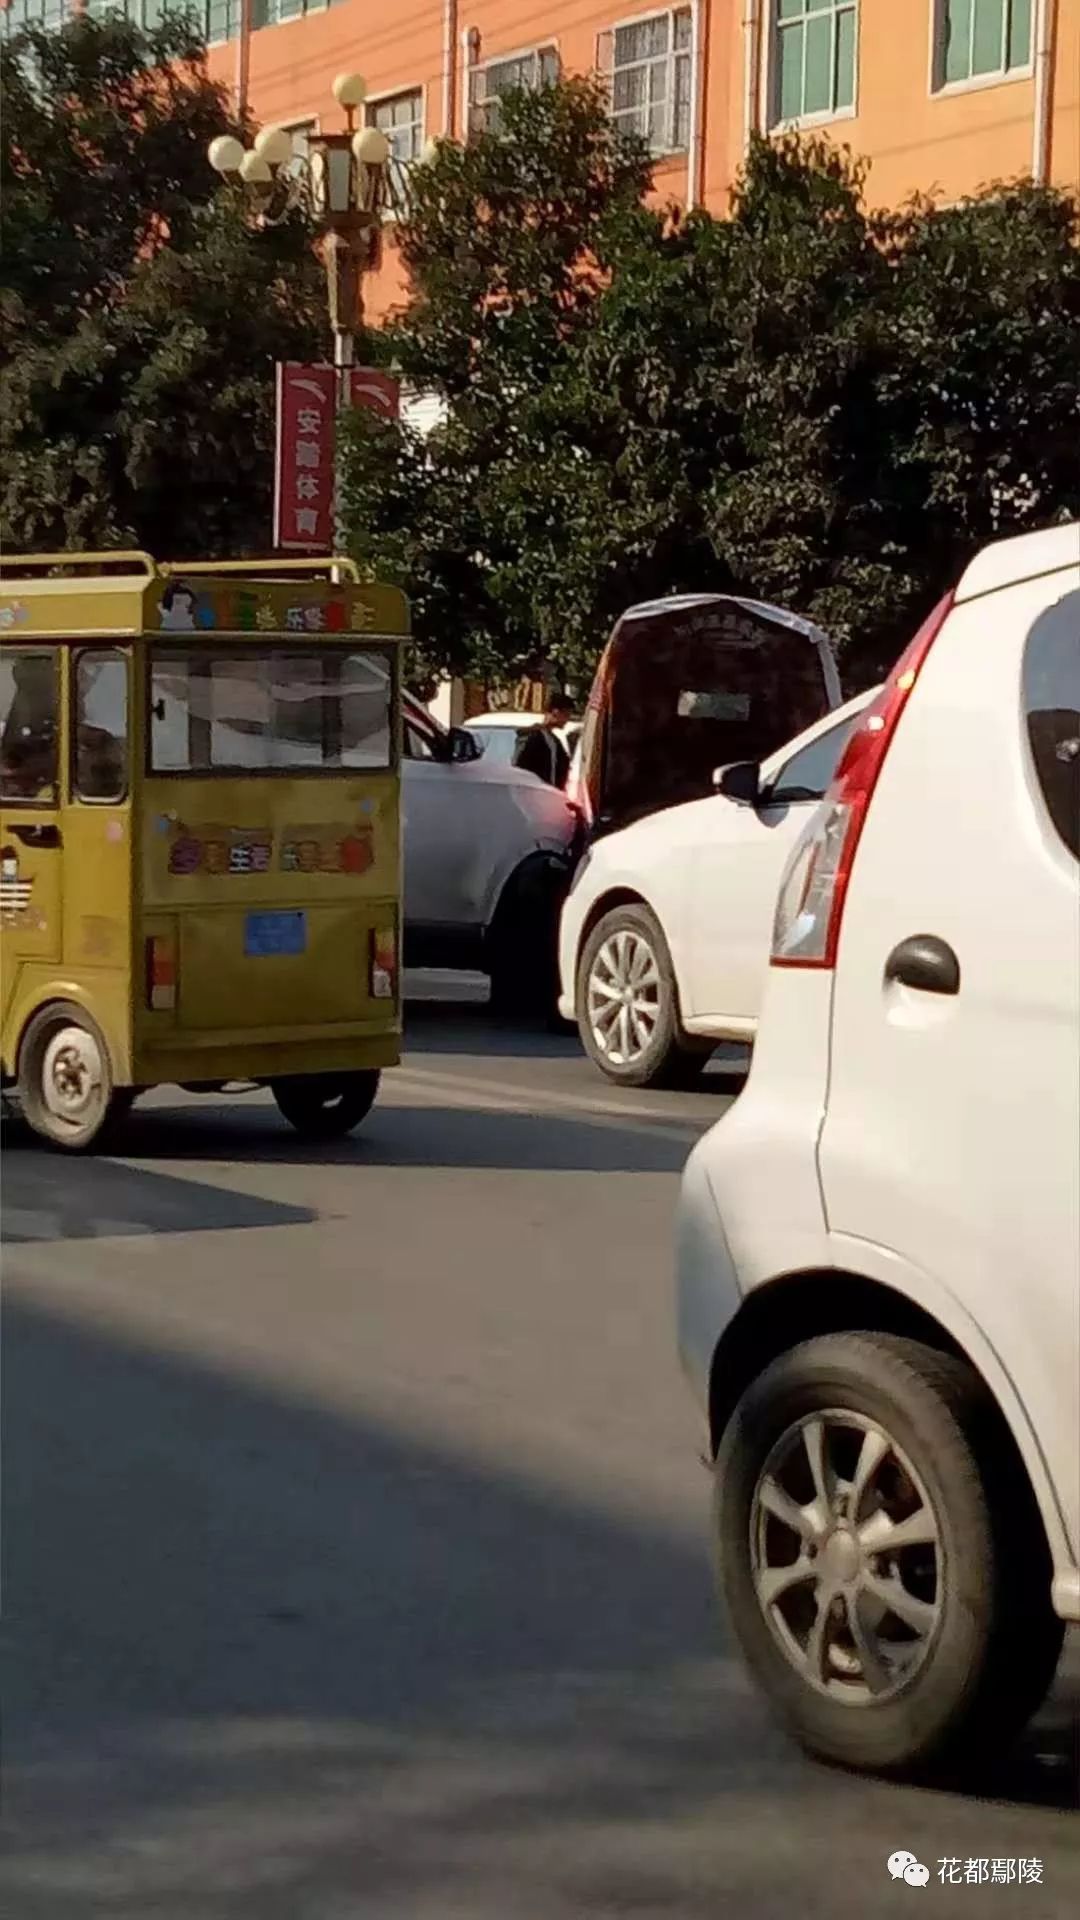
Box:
[208,74,393,548]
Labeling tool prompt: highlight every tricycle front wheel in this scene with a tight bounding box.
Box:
[17,1001,133,1152]
[271,1070,380,1139]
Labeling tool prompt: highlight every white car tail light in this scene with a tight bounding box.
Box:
[772,591,955,970]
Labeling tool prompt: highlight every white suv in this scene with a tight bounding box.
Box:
[677,522,1079,1776]
[402,695,577,1009]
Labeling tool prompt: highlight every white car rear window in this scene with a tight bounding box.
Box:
[1022,592,1079,860]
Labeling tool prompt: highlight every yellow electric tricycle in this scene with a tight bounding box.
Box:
[0,553,405,1149]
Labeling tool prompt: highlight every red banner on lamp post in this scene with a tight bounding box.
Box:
[274,363,337,552]
[348,367,401,421]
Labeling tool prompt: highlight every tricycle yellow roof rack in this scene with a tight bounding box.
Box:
[158,557,360,581]
[0,552,405,639]
[0,553,359,578]
[0,550,157,578]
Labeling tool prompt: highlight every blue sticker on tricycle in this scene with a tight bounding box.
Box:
[244,910,306,958]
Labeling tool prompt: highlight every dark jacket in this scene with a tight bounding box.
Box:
[516,726,570,788]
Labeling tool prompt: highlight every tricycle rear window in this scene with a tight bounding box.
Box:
[150,647,393,773]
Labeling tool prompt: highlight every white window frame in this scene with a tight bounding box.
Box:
[200,0,240,49]
[281,117,320,158]
[365,85,426,208]
[467,42,560,138]
[929,0,1034,96]
[9,0,117,27]
[767,0,859,133]
[605,8,694,155]
[2,0,68,31]
[249,0,331,34]
[275,117,321,196]
[63,0,241,41]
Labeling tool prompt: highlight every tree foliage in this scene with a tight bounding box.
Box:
[1,14,324,557]
[340,78,657,687]
[340,88,1080,690]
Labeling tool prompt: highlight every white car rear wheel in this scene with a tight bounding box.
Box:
[715,1332,1063,1777]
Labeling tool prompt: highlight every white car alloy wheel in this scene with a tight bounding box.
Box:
[587,928,661,1067]
[715,1333,1065,1776]
[750,1410,941,1703]
[576,902,706,1089]
[41,1024,107,1135]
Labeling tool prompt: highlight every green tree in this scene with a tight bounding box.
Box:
[339,76,658,690]
[341,98,1080,692]
[1,13,324,557]
[861,179,1080,670]
[704,140,1080,680]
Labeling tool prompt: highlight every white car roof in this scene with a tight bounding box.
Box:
[955,520,1080,604]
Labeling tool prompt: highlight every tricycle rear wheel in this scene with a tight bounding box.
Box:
[271,1070,380,1139]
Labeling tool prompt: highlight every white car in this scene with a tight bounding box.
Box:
[677,521,1079,1776]
[402,694,577,1010]
[559,692,870,1085]
[465,711,583,768]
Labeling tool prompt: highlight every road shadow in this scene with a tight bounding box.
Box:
[1,1145,315,1245]
[403,1000,753,1094]
[1,1299,1075,1920]
[404,997,584,1060]
[46,1097,701,1178]
[2,1087,708,1247]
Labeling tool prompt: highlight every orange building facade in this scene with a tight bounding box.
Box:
[196,0,1079,318]
[6,1,1075,314]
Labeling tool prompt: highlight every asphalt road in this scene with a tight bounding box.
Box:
[2,986,1077,1919]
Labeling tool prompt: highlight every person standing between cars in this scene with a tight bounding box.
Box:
[515,694,574,788]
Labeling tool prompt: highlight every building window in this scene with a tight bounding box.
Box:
[367,88,424,199]
[772,0,857,127]
[3,0,340,40]
[2,0,69,30]
[609,10,692,153]
[251,0,340,30]
[72,0,240,42]
[936,0,1032,88]
[282,119,317,159]
[46,0,243,44]
[204,0,241,42]
[468,45,559,137]
[3,0,180,29]
[273,120,317,179]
